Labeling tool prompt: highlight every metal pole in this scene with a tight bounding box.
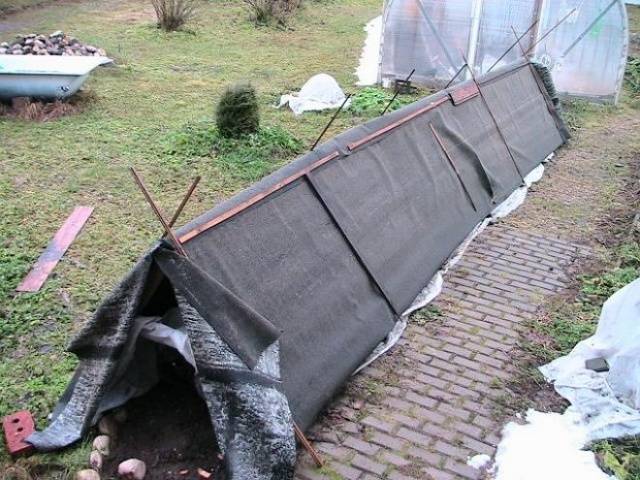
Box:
[561,0,617,57]
[429,123,477,212]
[415,0,460,72]
[460,52,525,181]
[381,68,415,116]
[465,0,484,79]
[487,18,540,73]
[526,7,577,56]
[130,167,189,258]
[444,63,468,89]
[310,94,352,151]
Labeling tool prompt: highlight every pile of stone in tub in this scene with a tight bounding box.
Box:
[0,31,106,56]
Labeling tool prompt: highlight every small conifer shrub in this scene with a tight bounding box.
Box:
[216,84,260,138]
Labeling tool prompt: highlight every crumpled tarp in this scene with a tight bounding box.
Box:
[28,248,296,479]
[278,73,350,115]
[541,277,640,441]
[485,278,640,480]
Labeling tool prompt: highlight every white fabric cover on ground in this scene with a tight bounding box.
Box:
[355,16,382,86]
[541,277,640,441]
[483,276,640,479]
[492,410,614,480]
[278,73,350,115]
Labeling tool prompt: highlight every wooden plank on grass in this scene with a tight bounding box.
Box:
[16,206,94,293]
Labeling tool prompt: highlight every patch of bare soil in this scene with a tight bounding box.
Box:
[504,112,640,244]
[101,360,223,480]
[0,0,77,29]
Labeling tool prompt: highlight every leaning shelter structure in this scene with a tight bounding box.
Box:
[29,60,569,479]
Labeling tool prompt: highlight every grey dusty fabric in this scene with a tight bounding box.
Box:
[29,61,567,479]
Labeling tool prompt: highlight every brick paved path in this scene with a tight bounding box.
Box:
[296,223,590,480]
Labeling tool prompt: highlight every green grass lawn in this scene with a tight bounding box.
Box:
[0,0,387,474]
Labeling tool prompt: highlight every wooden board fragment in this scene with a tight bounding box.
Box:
[16,206,94,293]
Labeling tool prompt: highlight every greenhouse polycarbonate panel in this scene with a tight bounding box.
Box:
[380,0,473,87]
[473,0,539,73]
[380,0,628,103]
[532,0,628,102]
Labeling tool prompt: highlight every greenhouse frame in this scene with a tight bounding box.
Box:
[379,0,629,103]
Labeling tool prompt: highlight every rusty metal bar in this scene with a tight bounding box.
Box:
[130,167,188,257]
[179,151,340,243]
[381,68,415,116]
[294,423,323,468]
[429,123,477,212]
[347,96,449,152]
[310,94,352,151]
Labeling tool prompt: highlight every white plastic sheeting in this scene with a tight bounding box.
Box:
[541,277,640,441]
[278,73,350,115]
[475,275,640,479]
[378,0,629,103]
[491,410,614,480]
[356,16,383,86]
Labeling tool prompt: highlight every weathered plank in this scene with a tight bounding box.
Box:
[16,206,93,293]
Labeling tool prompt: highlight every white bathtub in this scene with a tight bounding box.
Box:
[0,55,112,100]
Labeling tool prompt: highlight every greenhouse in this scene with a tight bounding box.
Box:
[379,0,629,103]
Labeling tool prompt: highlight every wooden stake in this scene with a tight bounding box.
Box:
[130,169,323,467]
[130,167,188,258]
[166,176,201,230]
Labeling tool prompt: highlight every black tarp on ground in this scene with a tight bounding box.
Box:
[29,60,567,480]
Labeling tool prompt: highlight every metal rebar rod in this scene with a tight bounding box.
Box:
[525,7,577,56]
[429,123,477,212]
[445,63,468,89]
[460,52,525,182]
[294,423,324,468]
[487,18,539,73]
[416,0,460,71]
[561,0,617,57]
[310,94,352,151]
[130,167,189,257]
[381,68,415,116]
